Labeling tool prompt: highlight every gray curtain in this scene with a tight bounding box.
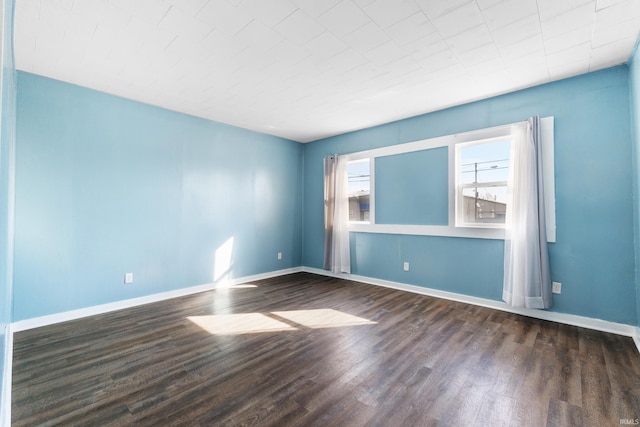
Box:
[503,116,552,309]
[323,155,336,270]
[532,116,553,309]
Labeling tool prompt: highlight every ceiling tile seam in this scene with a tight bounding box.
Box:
[480,1,532,32]
[475,2,540,84]
[533,0,552,82]
[595,0,626,12]
[539,2,596,43]
[412,3,491,84]
[286,4,388,91]
[269,11,322,52]
[415,0,466,22]
[425,24,486,84]
[360,0,419,30]
[158,5,173,27]
[230,17,255,38]
[164,34,180,53]
[368,9,430,62]
[428,1,486,39]
[194,0,209,18]
[378,3,446,89]
[313,1,372,44]
[588,2,600,71]
[158,6,215,43]
[384,9,434,47]
[271,6,300,28]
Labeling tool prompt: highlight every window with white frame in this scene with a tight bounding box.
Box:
[347,159,372,223]
[455,138,511,227]
[338,117,554,241]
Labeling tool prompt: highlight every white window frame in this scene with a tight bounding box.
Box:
[343,117,556,242]
[454,136,511,229]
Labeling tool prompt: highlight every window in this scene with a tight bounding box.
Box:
[340,117,554,241]
[455,138,511,227]
[347,159,371,223]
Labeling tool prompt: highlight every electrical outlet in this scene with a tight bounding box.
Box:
[277,252,282,260]
[124,272,133,284]
[552,281,561,294]
[403,262,409,271]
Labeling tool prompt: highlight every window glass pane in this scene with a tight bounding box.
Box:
[460,140,510,184]
[348,160,370,222]
[461,186,508,224]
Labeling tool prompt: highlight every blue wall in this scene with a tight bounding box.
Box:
[303,66,637,325]
[376,147,448,225]
[11,62,640,327]
[629,41,640,329]
[13,72,303,321]
[0,0,16,419]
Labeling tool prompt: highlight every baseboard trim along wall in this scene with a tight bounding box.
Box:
[10,266,640,356]
[301,267,640,352]
[11,267,303,332]
[1,324,13,427]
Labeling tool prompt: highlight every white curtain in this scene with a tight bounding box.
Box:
[503,116,552,309]
[323,155,351,273]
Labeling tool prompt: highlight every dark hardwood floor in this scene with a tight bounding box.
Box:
[11,272,640,426]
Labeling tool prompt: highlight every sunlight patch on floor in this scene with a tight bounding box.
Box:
[188,309,376,335]
[272,309,376,329]
[188,313,295,335]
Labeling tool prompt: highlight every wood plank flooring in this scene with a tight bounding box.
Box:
[12,272,640,426]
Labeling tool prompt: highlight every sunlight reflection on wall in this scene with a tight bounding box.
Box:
[213,236,234,284]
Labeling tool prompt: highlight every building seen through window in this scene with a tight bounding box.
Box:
[347,160,370,222]
[458,140,510,225]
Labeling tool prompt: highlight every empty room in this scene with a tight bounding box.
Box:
[1,0,640,425]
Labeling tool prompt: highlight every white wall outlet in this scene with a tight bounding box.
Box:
[277,252,282,260]
[552,281,561,294]
[124,272,134,284]
[403,262,409,271]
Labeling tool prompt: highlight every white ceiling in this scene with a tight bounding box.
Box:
[15,0,640,143]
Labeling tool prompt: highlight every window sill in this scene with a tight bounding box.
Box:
[348,223,505,240]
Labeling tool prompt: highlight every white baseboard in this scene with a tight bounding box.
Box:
[1,324,13,427]
[12,267,303,332]
[301,267,640,341]
[10,265,640,351]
